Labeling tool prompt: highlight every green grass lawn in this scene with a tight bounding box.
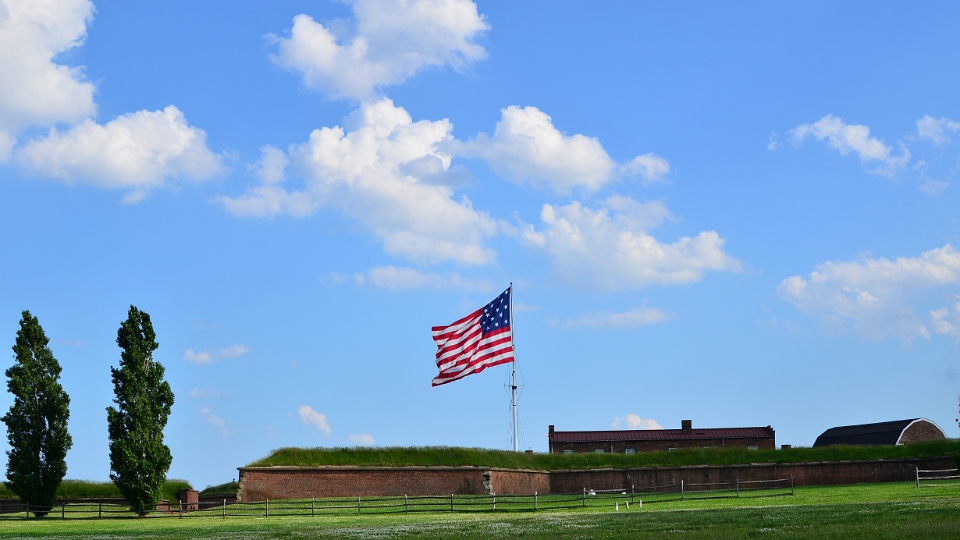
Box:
[0,482,958,538]
[247,440,960,470]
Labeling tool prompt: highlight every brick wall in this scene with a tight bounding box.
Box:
[548,456,956,493]
[238,456,957,500]
[898,420,946,444]
[490,469,550,495]
[551,437,775,454]
[239,467,493,501]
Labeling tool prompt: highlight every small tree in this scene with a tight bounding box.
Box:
[106,306,174,516]
[1,311,72,517]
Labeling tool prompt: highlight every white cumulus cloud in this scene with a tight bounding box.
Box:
[222,98,498,265]
[0,0,96,132]
[778,245,960,341]
[183,344,250,365]
[349,433,375,445]
[218,344,250,359]
[916,115,960,147]
[199,406,230,439]
[333,266,495,291]
[182,348,213,365]
[521,196,740,290]
[611,414,663,430]
[460,106,669,192]
[299,405,332,435]
[269,0,488,100]
[550,305,669,329]
[789,114,910,176]
[17,106,222,195]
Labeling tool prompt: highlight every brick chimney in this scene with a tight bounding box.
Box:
[548,425,555,453]
[681,420,692,432]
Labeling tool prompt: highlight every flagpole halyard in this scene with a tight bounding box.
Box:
[510,282,519,452]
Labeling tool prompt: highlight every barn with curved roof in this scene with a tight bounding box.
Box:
[813,418,945,447]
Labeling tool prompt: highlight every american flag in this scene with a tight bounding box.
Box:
[431,287,514,386]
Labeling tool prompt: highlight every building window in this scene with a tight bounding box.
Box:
[747,445,759,451]
[594,449,606,454]
[562,449,574,454]
[624,448,636,455]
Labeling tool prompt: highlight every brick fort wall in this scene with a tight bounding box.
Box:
[548,456,956,493]
[238,456,955,500]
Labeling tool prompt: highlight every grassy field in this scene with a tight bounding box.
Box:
[0,482,958,538]
[248,440,960,470]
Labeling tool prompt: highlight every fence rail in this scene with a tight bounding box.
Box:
[0,477,794,520]
[916,467,960,488]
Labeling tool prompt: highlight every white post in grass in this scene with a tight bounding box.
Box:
[915,467,920,489]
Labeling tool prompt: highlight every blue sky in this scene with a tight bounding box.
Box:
[1,0,959,489]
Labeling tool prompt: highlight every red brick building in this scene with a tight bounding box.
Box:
[548,420,776,454]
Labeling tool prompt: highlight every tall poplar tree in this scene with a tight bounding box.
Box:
[106,306,174,516]
[2,311,72,517]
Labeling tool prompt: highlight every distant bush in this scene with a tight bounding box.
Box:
[0,479,191,502]
[247,439,960,470]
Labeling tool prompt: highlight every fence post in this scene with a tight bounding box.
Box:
[736,478,739,498]
[61,503,65,519]
[915,467,920,489]
[222,498,226,518]
[98,502,102,519]
[582,488,586,507]
[492,493,496,512]
[450,494,454,513]
[404,494,408,514]
[179,499,183,519]
[681,480,684,501]
[265,498,269,518]
[631,485,635,504]
[534,491,538,511]
[790,476,794,496]
[312,497,315,517]
[357,496,361,514]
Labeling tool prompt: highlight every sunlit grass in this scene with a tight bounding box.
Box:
[0,482,958,539]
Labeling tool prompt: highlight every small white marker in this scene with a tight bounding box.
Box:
[615,502,619,511]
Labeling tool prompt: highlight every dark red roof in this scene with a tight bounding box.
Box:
[551,427,774,443]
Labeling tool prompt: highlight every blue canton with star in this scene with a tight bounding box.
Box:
[481,288,511,334]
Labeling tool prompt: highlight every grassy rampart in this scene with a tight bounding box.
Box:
[247,439,960,470]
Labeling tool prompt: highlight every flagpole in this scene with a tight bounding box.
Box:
[510,282,519,452]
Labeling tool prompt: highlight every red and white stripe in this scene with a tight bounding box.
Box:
[431,308,514,387]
